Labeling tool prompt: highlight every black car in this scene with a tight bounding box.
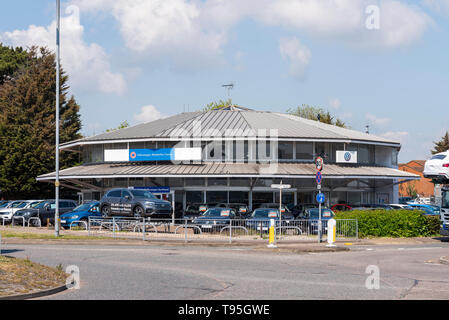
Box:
[183,203,215,221]
[191,207,236,233]
[215,203,250,218]
[14,200,77,226]
[100,188,172,218]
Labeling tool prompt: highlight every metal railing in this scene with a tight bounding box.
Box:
[86,217,358,243]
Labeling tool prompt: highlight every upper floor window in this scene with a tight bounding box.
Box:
[278,142,293,160]
[296,142,313,160]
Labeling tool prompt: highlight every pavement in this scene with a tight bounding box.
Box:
[1,236,449,300]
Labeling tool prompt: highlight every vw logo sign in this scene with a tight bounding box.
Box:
[344,152,351,162]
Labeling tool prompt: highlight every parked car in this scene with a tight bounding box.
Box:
[183,203,214,221]
[257,203,292,215]
[389,204,414,210]
[399,197,414,205]
[14,200,77,226]
[215,203,250,218]
[246,208,294,232]
[423,151,449,182]
[191,207,236,233]
[0,200,43,223]
[331,204,352,212]
[60,201,101,229]
[100,188,172,218]
[302,207,335,234]
[406,203,440,216]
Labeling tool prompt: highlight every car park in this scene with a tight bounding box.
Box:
[389,204,413,210]
[246,208,294,232]
[423,151,449,182]
[0,200,43,223]
[60,201,101,229]
[13,200,77,226]
[183,203,214,221]
[215,203,250,218]
[350,204,393,210]
[302,207,335,234]
[406,203,440,216]
[331,204,352,212]
[191,207,236,233]
[100,188,172,218]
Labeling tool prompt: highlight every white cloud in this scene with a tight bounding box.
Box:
[366,113,392,126]
[381,131,409,142]
[68,0,433,72]
[422,0,449,15]
[329,98,341,110]
[134,105,165,123]
[339,112,353,120]
[279,37,311,79]
[0,5,126,95]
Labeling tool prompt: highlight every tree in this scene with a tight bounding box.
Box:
[105,120,129,132]
[431,131,449,154]
[0,44,28,85]
[0,46,82,199]
[287,104,348,128]
[203,99,233,111]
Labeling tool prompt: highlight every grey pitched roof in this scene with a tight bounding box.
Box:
[37,162,419,180]
[62,109,400,147]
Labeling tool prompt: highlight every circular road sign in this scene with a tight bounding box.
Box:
[316,171,322,185]
[316,193,325,204]
[315,157,324,171]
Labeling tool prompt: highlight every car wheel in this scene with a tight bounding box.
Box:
[133,206,144,218]
[101,205,111,217]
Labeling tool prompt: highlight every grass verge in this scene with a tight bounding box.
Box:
[0,256,67,297]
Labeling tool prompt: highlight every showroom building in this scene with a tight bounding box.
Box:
[37,106,419,211]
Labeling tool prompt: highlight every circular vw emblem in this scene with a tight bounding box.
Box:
[130,151,137,159]
[344,152,351,162]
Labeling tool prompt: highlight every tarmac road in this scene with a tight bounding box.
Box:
[3,242,449,300]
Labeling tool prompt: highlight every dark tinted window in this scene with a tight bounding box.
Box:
[431,154,447,160]
[122,190,132,198]
[107,190,122,197]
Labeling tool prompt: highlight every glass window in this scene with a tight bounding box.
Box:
[229,191,248,204]
[296,142,313,160]
[129,190,156,199]
[208,178,227,186]
[442,190,449,209]
[107,190,122,197]
[278,142,293,160]
[186,191,203,204]
[256,141,271,161]
[431,154,447,160]
[392,149,398,166]
[185,178,205,186]
[230,178,250,187]
[315,142,326,157]
[206,191,228,203]
[359,145,369,164]
[129,142,145,149]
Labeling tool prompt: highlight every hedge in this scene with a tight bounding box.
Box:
[335,209,440,238]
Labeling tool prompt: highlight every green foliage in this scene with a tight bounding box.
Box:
[0,44,28,85]
[335,209,440,238]
[432,131,449,154]
[287,104,348,128]
[203,99,233,111]
[0,46,82,199]
[105,120,129,132]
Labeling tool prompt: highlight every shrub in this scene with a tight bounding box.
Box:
[335,209,440,238]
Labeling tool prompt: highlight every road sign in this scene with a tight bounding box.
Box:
[316,193,325,204]
[271,184,291,189]
[315,157,324,171]
[316,171,322,184]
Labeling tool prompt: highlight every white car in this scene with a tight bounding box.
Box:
[423,151,449,182]
[0,200,42,222]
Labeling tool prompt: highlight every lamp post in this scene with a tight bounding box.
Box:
[55,0,61,237]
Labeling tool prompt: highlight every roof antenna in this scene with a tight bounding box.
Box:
[222,82,234,101]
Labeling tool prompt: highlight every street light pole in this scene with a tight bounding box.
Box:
[55,0,60,237]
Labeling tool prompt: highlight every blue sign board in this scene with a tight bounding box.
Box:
[129,149,174,161]
[316,171,322,184]
[133,186,171,194]
[316,193,325,204]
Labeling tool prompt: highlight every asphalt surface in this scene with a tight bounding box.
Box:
[3,241,449,300]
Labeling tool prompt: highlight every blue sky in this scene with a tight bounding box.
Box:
[1,0,449,162]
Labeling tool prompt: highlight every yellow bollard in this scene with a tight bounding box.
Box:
[267,218,277,248]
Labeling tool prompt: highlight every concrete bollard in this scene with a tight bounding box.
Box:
[326,219,337,247]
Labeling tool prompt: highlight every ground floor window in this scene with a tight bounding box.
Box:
[206,191,227,204]
[186,191,203,204]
